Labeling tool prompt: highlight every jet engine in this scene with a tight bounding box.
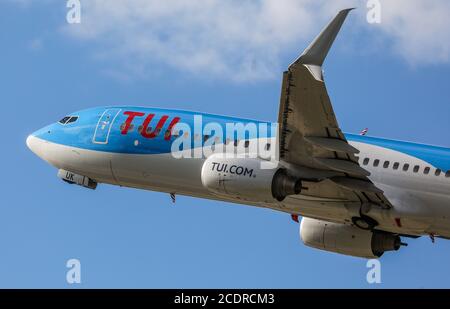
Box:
[201,154,302,202]
[300,217,402,258]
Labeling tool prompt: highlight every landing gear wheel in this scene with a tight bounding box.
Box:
[352,216,378,230]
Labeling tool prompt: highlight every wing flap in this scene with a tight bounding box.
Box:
[314,158,371,177]
[304,136,360,154]
[330,176,384,194]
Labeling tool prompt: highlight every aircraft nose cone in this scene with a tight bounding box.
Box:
[26,134,47,160]
[26,134,34,151]
[26,134,39,155]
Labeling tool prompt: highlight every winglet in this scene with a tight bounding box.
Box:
[290,8,354,78]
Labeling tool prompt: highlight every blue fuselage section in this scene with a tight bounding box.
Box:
[31,106,450,172]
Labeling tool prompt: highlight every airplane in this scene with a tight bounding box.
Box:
[26,9,450,258]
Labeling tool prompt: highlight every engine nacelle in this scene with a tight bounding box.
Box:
[58,169,97,190]
[300,217,401,258]
[201,155,301,202]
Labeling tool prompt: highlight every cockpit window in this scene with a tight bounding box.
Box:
[59,116,79,125]
[66,116,79,124]
[59,116,71,124]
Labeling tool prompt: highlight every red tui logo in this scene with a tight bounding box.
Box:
[121,111,180,140]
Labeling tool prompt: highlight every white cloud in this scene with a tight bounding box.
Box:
[15,0,450,81]
[62,0,328,82]
[376,0,450,65]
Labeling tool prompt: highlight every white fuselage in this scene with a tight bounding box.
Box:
[27,135,450,238]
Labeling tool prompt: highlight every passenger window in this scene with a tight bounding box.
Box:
[138,126,143,134]
[234,140,239,147]
[203,135,210,142]
[373,159,380,167]
[393,162,400,170]
[265,143,271,151]
[403,164,410,171]
[383,161,390,168]
[424,167,430,174]
[363,158,370,166]
[435,169,442,176]
[413,165,420,173]
[244,140,250,148]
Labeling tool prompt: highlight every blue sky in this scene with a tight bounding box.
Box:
[1,0,450,288]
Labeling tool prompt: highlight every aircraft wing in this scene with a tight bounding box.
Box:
[277,9,392,209]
